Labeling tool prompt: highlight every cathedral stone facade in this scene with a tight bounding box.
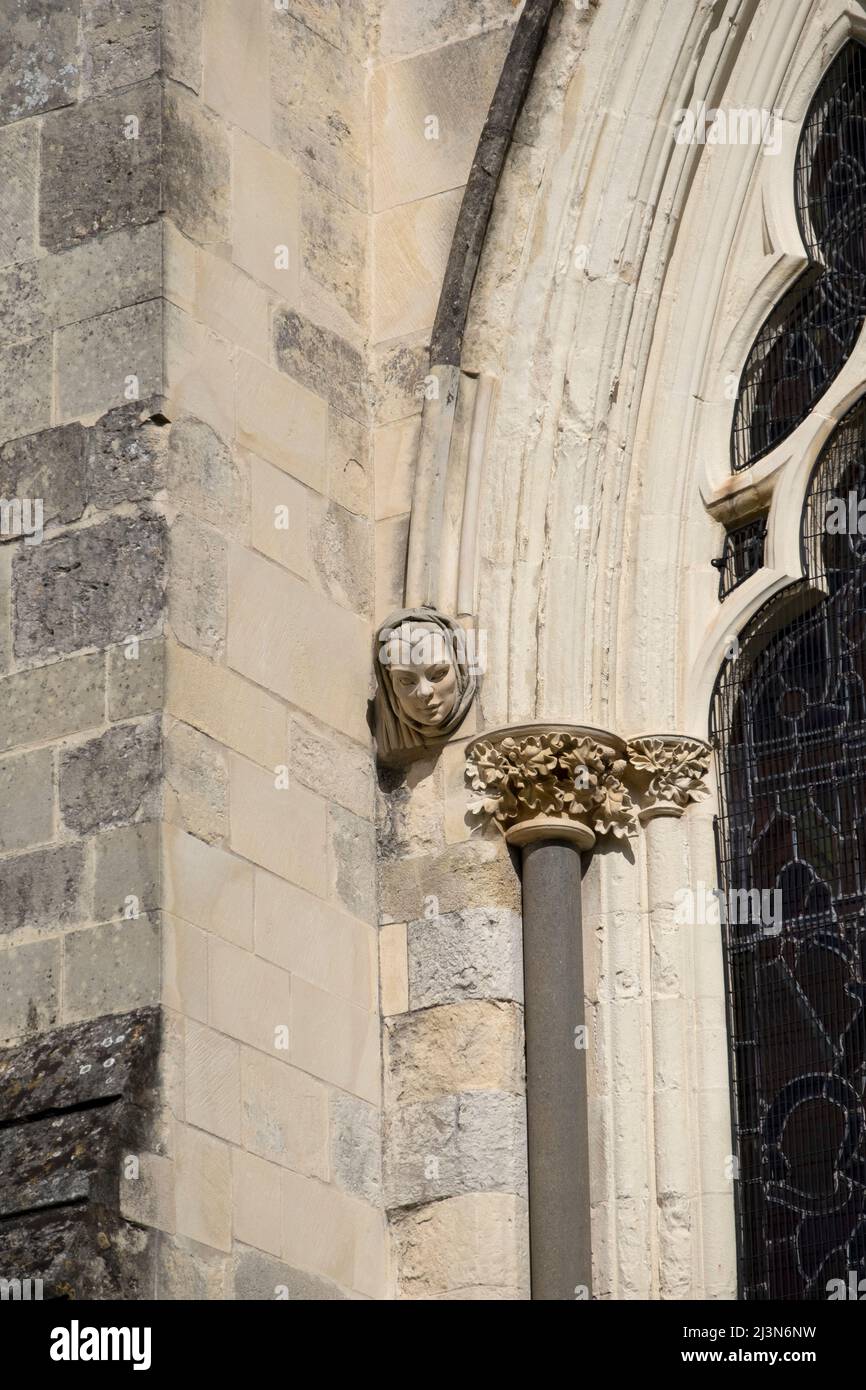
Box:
[0,0,864,1302]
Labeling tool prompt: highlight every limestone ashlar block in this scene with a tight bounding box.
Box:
[300,176,368,342]
[408,907,524,1009]
[327,406,371,518]
[280,1168,386,1298]
[85,395,168,509]
[227,545,369,744]
[328,803,376,924]
[56,298,163,422]
[378,922,408,1017]
[208,936,291,1058]
[255,869,376,1011]
[270,10,367,210]
[288,715,375,822]
[174,1122,232,1253]
[168,512,227,658]
[372,189,463,342]
[0,336,51,444]
[62,915,160,1023]
[203,0,271,144]
[164,303,235,444]
[232,1149,281,1257]
[13,511,166,661]
[390,1192,529,1300]
[163,823,253,950]
[378,837,520,925]
[0,653,105,754]
[80,0,161,100]
[235,350,326,489]
[0,842,86,936]
[384,1091,527,1209]
[385,1001,524,1106]
[93,821,160,923]
[290,976,379,1104]
[59,717,161,835]
[0,939,60,1042]
[373,28,513,211]
[0,423,87,534]
[39,81,162,253]
[0,0,80,124]
[231,129,300,298]
[163,0,203,96]
[164,639,285,772]
[330,1092,382,1205]
[167,416,249,538]
[163,82,231,247]
[239,1044,329,1179]
[228,751,328,897]
[164,719,228,846]
[0,745,54,853]
[107,635,165,720]
[162,912,208,1025]
[274,307,368,425]
[232,1244,345,1301]
[194,249,272,363]
[0,120,40,267]
[378,0,519,59]
[184,1018,241,1145]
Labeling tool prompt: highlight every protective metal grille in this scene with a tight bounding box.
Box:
[713,516,768,600]
[712,395,866,1300]
[731,41,866,472]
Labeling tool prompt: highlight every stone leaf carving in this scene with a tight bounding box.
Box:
[467,730,638,841]
[627,736,711,812]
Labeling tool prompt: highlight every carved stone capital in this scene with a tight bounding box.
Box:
[626,734,712,821]
[466,724,637,850]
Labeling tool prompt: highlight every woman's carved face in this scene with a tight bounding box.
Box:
[383,623,459,728]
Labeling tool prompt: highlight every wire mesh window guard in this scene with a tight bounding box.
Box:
[713,517,768,600]
[712,394,866,1300]
[731,40,866,472]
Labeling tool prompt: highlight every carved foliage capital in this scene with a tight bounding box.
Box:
[626,735,712,819]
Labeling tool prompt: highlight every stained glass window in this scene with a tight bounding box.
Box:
[712,396,866,1299]
[731,41,866,472]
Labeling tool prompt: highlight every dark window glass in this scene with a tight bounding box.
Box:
[713,516,768,600]
[731,42,866,472]
[712,395,866,1299]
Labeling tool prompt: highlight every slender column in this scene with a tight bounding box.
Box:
[521,838,591,1298]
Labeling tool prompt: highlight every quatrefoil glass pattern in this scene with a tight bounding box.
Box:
[731,41,866,472]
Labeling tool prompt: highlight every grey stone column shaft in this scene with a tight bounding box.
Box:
[521,839,592,1300]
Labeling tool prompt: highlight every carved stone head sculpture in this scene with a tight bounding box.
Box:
[373,607,478,764]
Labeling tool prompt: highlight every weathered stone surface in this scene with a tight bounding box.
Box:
[93,821,160,922]
[0,0,81,124]
[0,260,45,345]
[240,1047,328,1177]
[167,417,248,535]
[0,336,51,444]
[408,907,524,1008]
[377,0,520,57]
[163,81,231,245]
[86,396,168,508]
[0,423,86,535]
[312,500,373,618]
[300,178,366,338]
[59,718,161,834]
[270,11,367,209]
[327,406,371,517]
[390,1193,530,1300]
[378,838,521,924]
[0,843,85,935]
[289,716,374,822]
[162,0,202,95]
[108,635,164,719]
[0,938,60,1040]
[168,514,227,656]
[0,1008,161,1297]
[331,1092,382,1205]
[156,1233,229,1300]
[0,746,53,852]
[378,758,445,860]
[13,512,166,660]
[164,719,228,845]
[63,915,160,1021]
[56,298,163,421]
[385,1001,524,1106]
[371,337,427,426]
[275,308,368,424]
[46,222,163,330]
[39,81,161,252]
[0,121,40,267]
[232,1244,346,1301]
[279,0,366,54]
[185,1020,241,1145]
[0,653,105,753]
[329,803,376,923]
[80,0,161,98]
[385,1091,527,1209]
